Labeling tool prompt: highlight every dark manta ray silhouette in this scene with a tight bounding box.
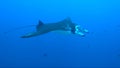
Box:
[21,17,89,38]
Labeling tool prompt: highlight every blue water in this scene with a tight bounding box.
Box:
[0,0,120,67]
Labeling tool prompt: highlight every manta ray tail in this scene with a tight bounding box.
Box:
[4,25,36,34]
[4,20,44,34]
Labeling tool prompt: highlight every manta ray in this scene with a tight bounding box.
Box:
[21,17,89,38]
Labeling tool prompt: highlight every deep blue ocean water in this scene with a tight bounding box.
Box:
[0,0,120,68]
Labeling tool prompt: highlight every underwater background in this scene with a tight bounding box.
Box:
[0,0,120,67]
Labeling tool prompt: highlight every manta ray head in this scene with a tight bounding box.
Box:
[74,25,89,37]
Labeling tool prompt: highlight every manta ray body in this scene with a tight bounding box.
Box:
[21,17,88,38]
